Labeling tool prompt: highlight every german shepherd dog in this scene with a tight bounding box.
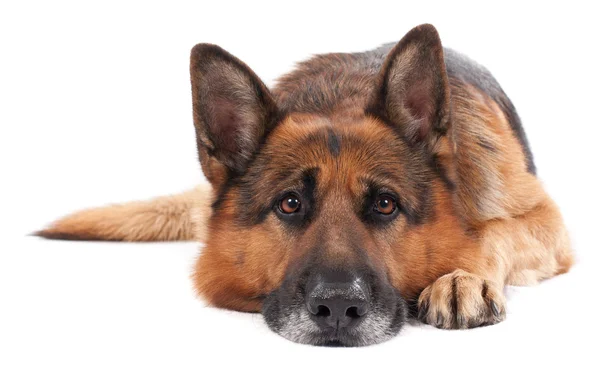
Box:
[37,24,574,346]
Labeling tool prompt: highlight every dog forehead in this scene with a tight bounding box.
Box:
[260,114,408,176]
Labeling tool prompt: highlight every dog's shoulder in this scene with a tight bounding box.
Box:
[443,48,535,174]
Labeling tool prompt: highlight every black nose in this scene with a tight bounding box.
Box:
[306,276,370,329]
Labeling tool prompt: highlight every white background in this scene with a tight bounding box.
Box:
[1,1,599,375]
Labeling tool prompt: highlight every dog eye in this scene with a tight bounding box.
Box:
[279,194,301,214]
[374,194,396,215]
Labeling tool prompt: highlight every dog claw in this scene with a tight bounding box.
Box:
[436,312,444,327]
[456,314,466,328]
[490,301,500,317]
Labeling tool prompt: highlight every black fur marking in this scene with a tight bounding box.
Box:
[430,153,456,191]
[300,169,318,224]
[451,275,459,327]
[326,128,341,157]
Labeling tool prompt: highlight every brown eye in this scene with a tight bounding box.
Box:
[375,195,396,215]
[279,194,301,214]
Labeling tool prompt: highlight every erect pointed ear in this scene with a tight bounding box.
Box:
[368,24,451,147]
[190,44,279,188]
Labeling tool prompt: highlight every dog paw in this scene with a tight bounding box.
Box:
[417,269,506,329]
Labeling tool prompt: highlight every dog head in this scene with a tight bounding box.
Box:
[191,25,467,346]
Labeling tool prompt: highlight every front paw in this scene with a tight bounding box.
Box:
[417,269,506,329]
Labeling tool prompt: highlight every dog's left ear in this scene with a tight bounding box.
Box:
[368,24,451,148]
[190,44,279,188]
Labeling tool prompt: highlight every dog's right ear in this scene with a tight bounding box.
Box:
[190,44,279,188]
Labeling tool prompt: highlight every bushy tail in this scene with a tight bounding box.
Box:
[35,185,212,242]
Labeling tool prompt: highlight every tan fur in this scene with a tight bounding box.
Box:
[37,185,212,242]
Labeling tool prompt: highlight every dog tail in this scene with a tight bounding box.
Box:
[34,184,213,242]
